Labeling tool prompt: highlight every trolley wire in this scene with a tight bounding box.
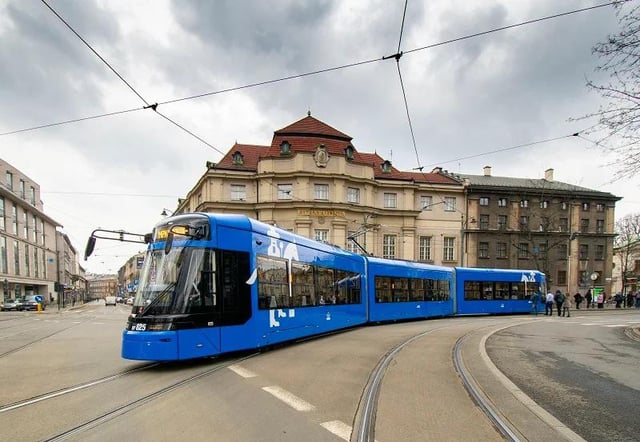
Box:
[1,1,617,139]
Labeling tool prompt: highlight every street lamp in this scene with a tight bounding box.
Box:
[160,208,174,217]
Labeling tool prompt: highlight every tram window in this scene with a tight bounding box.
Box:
[464,281,482,300]
[434,280,450,300]
[334,270,360,304]
[511,282,525,300]
[316,266,335,305]
[375,277,392,303]
[392,278,409,302]
[292,262,315,307]
[410,279,425,301]
[495,282,509,300]
[257,255,289,309]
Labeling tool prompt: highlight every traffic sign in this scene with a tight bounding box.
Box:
[34,295,43,303]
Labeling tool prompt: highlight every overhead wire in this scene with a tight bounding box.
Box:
[1,1,617,139]
[39,0,222,154]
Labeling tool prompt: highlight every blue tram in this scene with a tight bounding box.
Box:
[90,213,546,361]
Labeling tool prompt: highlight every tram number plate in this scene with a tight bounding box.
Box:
[134,323,146,331]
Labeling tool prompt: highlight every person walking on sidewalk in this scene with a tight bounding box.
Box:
[555,290,565,316]
[562,295,572,317]
[585,289,593,309]
[545,291,555,316]
[574,292,583,309]
[530,291,541,316]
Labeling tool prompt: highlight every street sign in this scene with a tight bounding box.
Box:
[34,295,43,303]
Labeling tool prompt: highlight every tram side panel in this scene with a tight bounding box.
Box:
[365,257,455,322]
[217,221,368,352]
[454,267,546,315]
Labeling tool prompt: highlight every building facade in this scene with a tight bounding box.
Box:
[174,115,620,295]
[87,274,118,301]
[118,251,144,298]
[0,158,62,304]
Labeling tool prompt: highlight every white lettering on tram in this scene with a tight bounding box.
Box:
[269,309,295,328]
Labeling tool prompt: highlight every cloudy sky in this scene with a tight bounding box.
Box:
[1,0,638,275]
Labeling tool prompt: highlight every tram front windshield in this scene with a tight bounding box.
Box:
[133,246,215,317]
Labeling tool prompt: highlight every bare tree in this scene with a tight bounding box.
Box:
[613,213,640,294]
[581,2,640,180]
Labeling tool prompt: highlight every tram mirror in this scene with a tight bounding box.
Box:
[84,236,96,260]
[164,232,174,255]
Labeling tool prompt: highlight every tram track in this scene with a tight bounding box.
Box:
[0,319,89,359]
[39,352,260,441]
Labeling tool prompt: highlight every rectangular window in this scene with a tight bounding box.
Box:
[596,219,604,234]
[347,187,360,204]
[257,255,289,309]
[497,215,507,230]
[314,184,329,200]
[0,197,4,230]
[420,195,433,210]
[34,248,39,278]
[24,244,30,277]
[580,218,589,233]
[230,184,246,201]
[383,234,396,259]
[12,204,17,235]
[443,237,455,261]
[6,171,13,191]
[30,186,36,205]
[384,193,397,208]
[479,214,489,230]
[498,198,507,207]
[314,230,329,243]
[23,209,28,238]
[540,200,549,209]
[582,202,590,211]
[559,244,568,259]
[595,244,605,260]
[0,237,7,273]
[40,220,45,245]
[496,242,508,259]
[559,218,568,232]
[42,250,46,278]
[419,236,431,261]
[19,180,25,199]
[557,270,567,285]
[444,197,456,212]
[479,197,489,206]
[277,184,292,200]
[14,240,19,275]
[518,243,529,259]
[561,201,568,210]
[375,276,449,303]
[596,203,605,212]
[519,216,529,231]
[520,199,529,208]
[32,215,37,242]
[478,242,489,258]
[579,244,589,260]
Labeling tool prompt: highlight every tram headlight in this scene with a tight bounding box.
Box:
[146,322,175,331]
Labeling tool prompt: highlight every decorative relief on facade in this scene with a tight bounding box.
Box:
[314,144,329,168]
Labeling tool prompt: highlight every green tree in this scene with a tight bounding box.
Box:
[613,213,640,294]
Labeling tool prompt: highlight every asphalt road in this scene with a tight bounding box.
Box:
[0,302,638,441]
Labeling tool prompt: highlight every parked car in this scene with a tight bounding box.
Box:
[22,295,45,311]
[126,297,134,305]
[1,298,24,311]
[105,296,117,306]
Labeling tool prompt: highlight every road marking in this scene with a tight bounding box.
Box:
[262,386,315,411]
[320,420,352,441]
[604,324,627,328]
[228,365,257,378]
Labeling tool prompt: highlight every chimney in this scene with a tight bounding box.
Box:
[483,166,492,176]
[545,168,554,181]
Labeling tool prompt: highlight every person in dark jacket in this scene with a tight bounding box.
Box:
[555,290,565,316]
[585,289,593,309]
[574,292,583,309]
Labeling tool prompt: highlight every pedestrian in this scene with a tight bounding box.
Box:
[614,292,623,308]
[585,289,593,309]
[574,292,583,309]
[530,291,541,316]
[545,291,555,316]
[555,290,565,316]
[596,292,604,309]
[635,291,640,309]
[626,292,634,308]
[562,294,572,317]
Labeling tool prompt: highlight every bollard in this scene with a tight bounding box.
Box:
[37,303,42,313]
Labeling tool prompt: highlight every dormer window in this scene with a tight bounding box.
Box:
[232,151,244,165]
[279,140,291,155]
[381,160,392,173]
[344,145,354,161]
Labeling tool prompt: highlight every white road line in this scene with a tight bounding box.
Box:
[604,324,627,328]
[262,386,315,412]
[228,365,257,378]
[320,420,352,441]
